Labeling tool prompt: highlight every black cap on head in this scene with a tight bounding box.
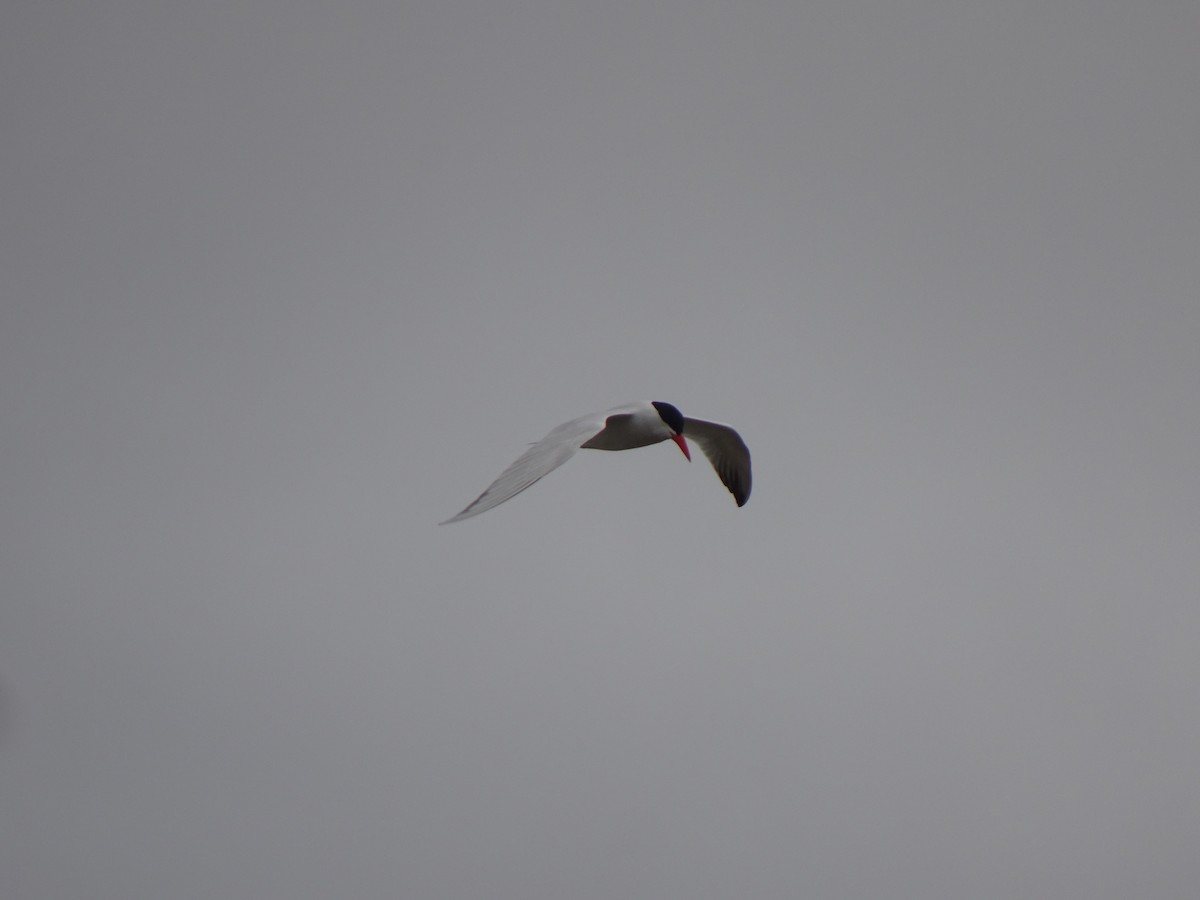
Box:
[650,401,685,434]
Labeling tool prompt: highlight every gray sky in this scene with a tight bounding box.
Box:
[2,1,1198,898]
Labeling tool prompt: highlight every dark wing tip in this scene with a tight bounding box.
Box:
[732,481,750,507]
[718,463,751,507]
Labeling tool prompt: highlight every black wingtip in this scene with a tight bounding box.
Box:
[722,468,750,508]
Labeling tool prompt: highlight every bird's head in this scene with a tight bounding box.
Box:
[651,401,690,460]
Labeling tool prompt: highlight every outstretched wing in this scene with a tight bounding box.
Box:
[439,410,612,524]
[683,418,752,507]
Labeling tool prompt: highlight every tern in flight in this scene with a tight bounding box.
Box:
[441,401,751,524]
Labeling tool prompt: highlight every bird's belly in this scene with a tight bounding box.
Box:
[580,416,664,451]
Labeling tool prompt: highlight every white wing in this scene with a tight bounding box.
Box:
[439,409,618,524]
[683,418,752,507]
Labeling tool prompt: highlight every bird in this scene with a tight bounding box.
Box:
[440,401,751,524]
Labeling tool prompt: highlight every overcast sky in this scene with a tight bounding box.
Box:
[2,2,1198,898]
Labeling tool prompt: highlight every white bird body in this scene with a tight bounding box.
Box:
[440,401,751,524]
